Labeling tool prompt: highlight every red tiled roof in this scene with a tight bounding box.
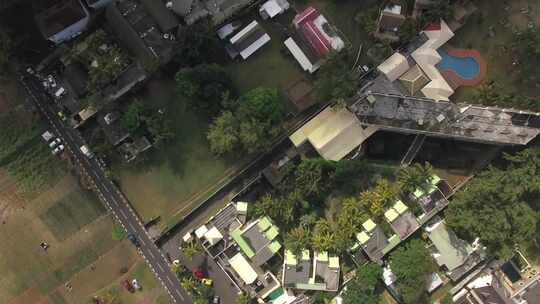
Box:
[424,21,441,31]
[294,6,331,57]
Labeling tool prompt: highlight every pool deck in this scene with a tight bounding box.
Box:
[439,46,487,87]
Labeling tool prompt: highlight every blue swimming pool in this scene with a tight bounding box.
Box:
[437,49,480,80]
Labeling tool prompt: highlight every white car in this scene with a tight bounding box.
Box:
[131,279,141,291]
[49,138,61,148]
[52,145,64,155]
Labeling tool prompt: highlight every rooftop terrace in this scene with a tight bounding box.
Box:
[350,83,540,145]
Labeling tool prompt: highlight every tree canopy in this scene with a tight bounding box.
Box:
[359,178,399,219]
[513,28,540,89]
[397,162,434,194]
[342,263,383,304]
[175,64,234,118]
[390,239,435,304]
[207,87,285,155]
[175,17,221,66]
[446,147,540,260]
[314,49,358,102]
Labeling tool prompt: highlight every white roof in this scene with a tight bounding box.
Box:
[195,225,208,238]
[377,52,410,81]
[383,266,397,286]
[289,107,378,161]
[260,0,282,18]
[412,20,455,101]
[284,38,317,73]
[239,33,271,59]
[203,226,223,245]
[230,21,259,44]
[229,253,258,284]
[41,131,54,141]
[383,4,402,15]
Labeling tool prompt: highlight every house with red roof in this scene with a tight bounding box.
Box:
[284,7,344,74]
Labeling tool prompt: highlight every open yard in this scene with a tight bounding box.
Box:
[115,78,238,227]
[40,190,106,241]
[0,172,147,304]
[450,0,540,102]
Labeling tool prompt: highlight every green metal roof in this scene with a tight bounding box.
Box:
[236,201,248,213]
[257,216,272,231]
[428,222,473,271]
[414,188,425,198]
[329,256,340,269]
[356,231,370,245]
[430,174,441,185]
[230,227,255,258]
[394,200,408,215]
[317,251,328,262]
[385,208,399,222]
[362,219,376,232]
[285,250,297,265]
[302,250,310,261]
[265,225,279,240]
[268,240,282,253]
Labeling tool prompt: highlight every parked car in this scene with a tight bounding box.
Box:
[212,296,220,304]
[201,278,213,286]
[193,268,204,279]
[122,279,135,293]
[49,138,61,148]
[131,279,141,291]
[127,234,141,247]
[52,145,65,155]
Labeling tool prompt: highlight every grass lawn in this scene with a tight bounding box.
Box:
[0,173,122,304]
[115,78,238,227]
[450,0,540,102]
[40,190,106,241]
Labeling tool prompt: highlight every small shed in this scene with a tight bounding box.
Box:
[259,0,289,19]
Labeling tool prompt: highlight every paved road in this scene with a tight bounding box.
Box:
[19,74,191,304]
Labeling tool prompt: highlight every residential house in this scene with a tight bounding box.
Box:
[289,106,378,161]
[259,0,289,20]
[453,271,514,304]
[227,21,271,60]
[34,0,90,44]
[195,203,287,302]
[167,0,256,25]
[377,20,455,101]
[425,218,484,282]
[97,111,130,146]
[410,175,452,224]
[118,136,152,162]
[284,7,344,73]
[282,250,340,292]
[375,4,406,41]
[350,219,397,262]
[105,0,179,66]
[383,200,420,240]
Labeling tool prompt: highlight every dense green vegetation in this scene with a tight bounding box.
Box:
[314,49,359,102]
[342,263,384,304]
[174,17,221,66]
[121,99,174,145]
[446,147,540,260]
[175,64,235,118]
[390,239,435,304]
[207,87,285,155]
[0,110,65,194]
[512,28,540,89]
[40,191,106,240]
[254,158,394,254]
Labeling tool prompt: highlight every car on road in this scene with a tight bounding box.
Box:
[52,144,64,155]
[212,296,220,304]
[127,234,141,247]
[58,111,67,121]
[49,138,61,148]
[122,279,135,293]
[201,278,213,286]
[80,145,95,159]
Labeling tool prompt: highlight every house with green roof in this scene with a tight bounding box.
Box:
[230,216,282,266]
[282,250,341,292]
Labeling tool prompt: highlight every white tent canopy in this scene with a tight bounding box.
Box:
[229,253,258,284]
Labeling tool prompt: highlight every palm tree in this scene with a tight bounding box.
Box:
[181,277,197,294]
[183,240,203,261]
[236,293,254,304]
[398,162,434,194]
[284,226,311,256]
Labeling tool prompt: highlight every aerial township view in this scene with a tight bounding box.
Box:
[1,0,540,304]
